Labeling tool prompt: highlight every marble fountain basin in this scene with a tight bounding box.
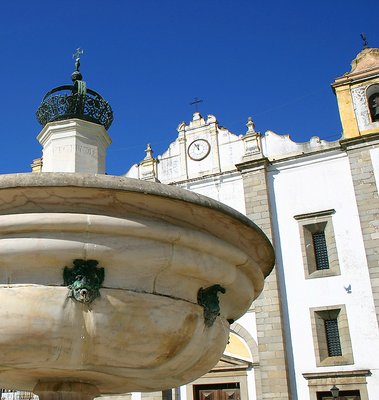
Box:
[0,173,274,395]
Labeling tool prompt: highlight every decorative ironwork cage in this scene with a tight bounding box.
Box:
[36,83,113,130]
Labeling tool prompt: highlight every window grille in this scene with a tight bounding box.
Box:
[324,319,342,357]
[312,232,330,270]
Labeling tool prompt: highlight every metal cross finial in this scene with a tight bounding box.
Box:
[73,48,84,71]
[360,33,368,49]
[190,97,203,112]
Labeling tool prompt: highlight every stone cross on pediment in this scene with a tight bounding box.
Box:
[190,97,203,112]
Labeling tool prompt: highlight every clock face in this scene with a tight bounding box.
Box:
[188,139,211,161]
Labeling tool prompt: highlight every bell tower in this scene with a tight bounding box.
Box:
[332,46,379,139]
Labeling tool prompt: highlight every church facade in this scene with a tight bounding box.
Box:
[126,47,379,399]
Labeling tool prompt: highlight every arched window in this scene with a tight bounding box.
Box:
[367,84,379,122]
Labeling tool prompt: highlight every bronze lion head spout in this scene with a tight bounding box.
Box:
[64,259,105,304]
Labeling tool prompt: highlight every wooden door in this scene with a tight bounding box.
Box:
[199,388,240,400]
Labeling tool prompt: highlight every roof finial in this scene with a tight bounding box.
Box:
[71,48,84,82]
[144,143,154,160]
[73,48,84,71]
[360,33,368,49]
[246,116,256,133]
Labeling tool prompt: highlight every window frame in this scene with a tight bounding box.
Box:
[303,370,370,400]
[295,209,340,279]
[310,305,354,367]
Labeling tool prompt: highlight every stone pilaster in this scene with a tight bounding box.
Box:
[236,158,291,400]
[177,122,188,181]
[139,144,159,182]
[31,157,43,173]
[242,117,262,161]
[342,133,379,325]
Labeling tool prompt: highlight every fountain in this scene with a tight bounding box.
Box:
[0,51,274,400]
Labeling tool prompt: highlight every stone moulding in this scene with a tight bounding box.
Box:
[0,173,274,395]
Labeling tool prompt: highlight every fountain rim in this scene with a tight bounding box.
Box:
[0,172,275,276]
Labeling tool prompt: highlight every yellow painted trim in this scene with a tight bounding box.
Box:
[359,127,379,136]
[334,86,360,139]
[224,332,252,360]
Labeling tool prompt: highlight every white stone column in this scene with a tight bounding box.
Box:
[37,119,112,174]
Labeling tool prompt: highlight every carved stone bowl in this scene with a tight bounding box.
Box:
[0,173,274,395]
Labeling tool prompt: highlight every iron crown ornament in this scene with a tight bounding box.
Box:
[36,49,113,130]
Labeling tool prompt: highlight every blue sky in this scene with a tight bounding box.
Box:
[0,0,377,175]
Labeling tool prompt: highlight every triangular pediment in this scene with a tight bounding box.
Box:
[209,354,252,372]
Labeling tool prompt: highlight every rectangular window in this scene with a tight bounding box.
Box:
[295,209,340,279]
[310,305,353,366]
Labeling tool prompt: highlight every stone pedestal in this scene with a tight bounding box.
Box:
[37,119,112,174]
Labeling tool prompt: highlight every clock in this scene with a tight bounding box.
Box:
[188,139,211,161]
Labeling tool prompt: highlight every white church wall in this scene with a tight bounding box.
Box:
[179,385,187,400]
[125,113,246,186]
[367,374,379,400]
[246,369,257,400]
[181,172,246,214]
[131,393,141,400]
[261,130,340,161]
[236,311,258,346]
[155,140,182,183]
[157,153,182,183]
[216,128,244,171]
[126,164,140,179]
[268,151,379,398]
